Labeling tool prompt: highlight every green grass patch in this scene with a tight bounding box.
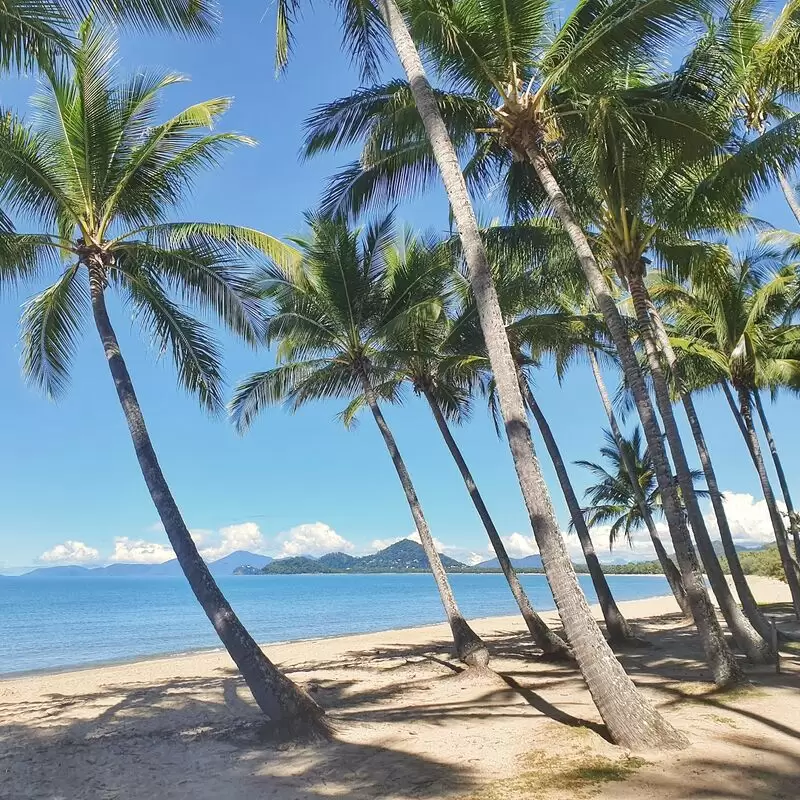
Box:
[462,751,647,799]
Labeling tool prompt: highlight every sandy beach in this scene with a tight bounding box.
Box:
[1,576,798,799]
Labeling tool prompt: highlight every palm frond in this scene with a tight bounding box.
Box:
[21,263,88,398]
[118,268,225,412]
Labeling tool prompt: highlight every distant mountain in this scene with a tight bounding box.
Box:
[20,550,272,578]
[476,554,543,570]
[259,557,333,574]
[358,539,466,571]
[23,565,93,578]
[317,552,359,570]
[244,540,471,575]
[209,551,273,576]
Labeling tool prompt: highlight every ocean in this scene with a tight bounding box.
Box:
[0,573,671,675]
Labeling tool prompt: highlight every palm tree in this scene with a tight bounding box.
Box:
[577,428,707,550]
[450,239,633,644]
[514,273,690,612]
[697,0,800,222]
[556,61,777,663]
[0,23,327,736]
[655,249,800,617]
[672,0,800,564]
[230,213,489,667]
[373,232,572,659]
[0,0,217,71]
[300,0,750,688]
[586,349,690,615]
[274,0,686,747]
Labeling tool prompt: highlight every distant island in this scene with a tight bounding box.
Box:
[233,539,657,575]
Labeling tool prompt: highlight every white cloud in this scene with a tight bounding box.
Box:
[498,526,658,565]
[39,540,100,564]
[109,537,173,564]
[502,532,538,558]
[444,548,490,566]
[274,522,355,558]
[704,491,784,547]
[190,528,212,547]
[198,522,264,561]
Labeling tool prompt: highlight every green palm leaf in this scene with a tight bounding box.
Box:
[21,263,87,398]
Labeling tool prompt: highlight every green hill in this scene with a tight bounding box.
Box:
[241,539,473,575]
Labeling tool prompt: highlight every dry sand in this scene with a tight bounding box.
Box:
[1,576,798,800]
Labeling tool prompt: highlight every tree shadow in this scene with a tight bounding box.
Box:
[5,608,799,799]
[630,735,800,800]
[0,674,480,800]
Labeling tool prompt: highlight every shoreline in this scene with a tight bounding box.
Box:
[0,589,675,682]
[2,576,796,800]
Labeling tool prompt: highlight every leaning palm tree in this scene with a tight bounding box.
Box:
[275,0,686,747]
[0,23,327,735]
[230,213,489,667]
[370,231,572,659]
[0,0,217,71]
[655,249,800,617]
[300,0,753,688]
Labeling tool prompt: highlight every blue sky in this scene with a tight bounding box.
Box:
[0,4,797,572]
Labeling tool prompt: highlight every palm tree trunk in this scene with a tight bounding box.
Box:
[777,170,800,225]
[522,140,739,688]
[723,382,757,459]
[587,349,690,615]
[753,391,800,561]
[647,306,775,659]
[520,376,632,643]
[736,386,800,618]
[421,386,572,660]
[357,368,489,666]
[375,0,686,749]
[87,263,328,738]
[627,275,756,670]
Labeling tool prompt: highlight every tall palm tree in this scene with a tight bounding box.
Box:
[230,213,489,667]
[274,0,686,747]
[655,249,800,617]
[372,232,572,659]
[0,0,217,71]
[0,23,327,736]
[299,0,751,688]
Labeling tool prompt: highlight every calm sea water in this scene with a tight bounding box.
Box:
[0,573,670,675]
